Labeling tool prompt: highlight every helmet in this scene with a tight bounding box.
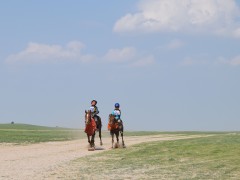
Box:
[91,100,97,105]
[115,103,120,108]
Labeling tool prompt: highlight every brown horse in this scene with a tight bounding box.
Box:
[85,110,96,148]
[108,114,125,148]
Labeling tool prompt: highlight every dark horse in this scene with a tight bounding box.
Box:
[108,114,125,148]
[84,110,96,148]
[94,115,103,146]
[84,110,103,148]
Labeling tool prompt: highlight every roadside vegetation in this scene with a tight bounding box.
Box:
[0,123,213,144]
[0,123,173,144]
[67,133,240,179]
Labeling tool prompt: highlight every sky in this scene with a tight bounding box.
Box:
[0,0,240,131]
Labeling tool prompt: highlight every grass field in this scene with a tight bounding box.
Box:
[0,123,169,143]
[0,123,208,144]
[1,124,239,179]
[67,133,240,179]
[0,123,84,143]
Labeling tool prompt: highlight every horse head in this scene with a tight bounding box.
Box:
[108,114,115,125]
[85,110,92,125]
[108,114,120,131]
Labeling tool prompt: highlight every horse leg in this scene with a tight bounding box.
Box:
[90,131,95,148]
[111,132,114,148]
[90,136,94,148]
[99,127,103,146]
[121,131,125,148]
[97,117,103,146]
[116,131,120,148]
[87,135,91,145]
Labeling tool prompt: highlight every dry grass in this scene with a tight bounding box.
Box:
[53,133,240,179]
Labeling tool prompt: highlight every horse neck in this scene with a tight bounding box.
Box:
[109,117,115,124]
[86,113,92,123]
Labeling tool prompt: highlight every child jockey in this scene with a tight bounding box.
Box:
[112,103,122,123]
[89,100,99,123]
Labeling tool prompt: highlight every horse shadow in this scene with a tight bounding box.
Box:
[94,147,105,150]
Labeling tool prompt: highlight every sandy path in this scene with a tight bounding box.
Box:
[0,134,209,180]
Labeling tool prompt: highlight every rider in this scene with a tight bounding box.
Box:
[112,103,122,123]
[89,100,100,123]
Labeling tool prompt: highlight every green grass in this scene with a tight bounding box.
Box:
[0,123,175,143]
[0,123,84,143]
[1,123,239,178]
[0,123,68,130]
[0,123,201,144]
[124,131,224,136]
[70,133,240,179]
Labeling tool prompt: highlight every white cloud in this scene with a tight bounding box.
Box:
[227,56,240,66]
[182,58,196,66]
[114,0,240,38]
[6,42,155,67]
[166,39,185,49]
[131,55,155,67]
[103,47,155,67]
[104,47,136,62]
[181,57,208,66]
[233,28,240,38]
[217,55,240,66]
[6,41,95,64]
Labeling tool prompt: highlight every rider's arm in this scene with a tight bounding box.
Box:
[95,106,99,115]
[112,110,116,117]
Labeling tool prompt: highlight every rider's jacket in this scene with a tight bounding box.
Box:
[90,106,99,117]
[112,109,121,120]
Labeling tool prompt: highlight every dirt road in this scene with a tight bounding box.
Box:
[0,134,208,179]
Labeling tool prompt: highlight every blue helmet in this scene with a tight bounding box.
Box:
[115,103,120,108]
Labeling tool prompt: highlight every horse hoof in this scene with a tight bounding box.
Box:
[114,143,120,148]
[88,147,95,151]
[100,142,103,146]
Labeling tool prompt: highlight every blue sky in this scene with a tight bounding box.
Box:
[1,0,240,131]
